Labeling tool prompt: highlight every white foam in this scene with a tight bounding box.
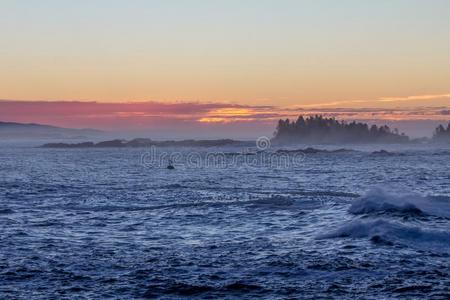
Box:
[349,187,450,218]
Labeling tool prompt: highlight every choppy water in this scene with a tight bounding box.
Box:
[0,143,449,299]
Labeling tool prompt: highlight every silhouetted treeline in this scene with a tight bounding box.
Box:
[433,122,450,143]
[273,115,409,144]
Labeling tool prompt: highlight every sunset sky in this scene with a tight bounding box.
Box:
[1,0,450,137]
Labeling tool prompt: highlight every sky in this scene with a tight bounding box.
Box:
[1,0,450,138]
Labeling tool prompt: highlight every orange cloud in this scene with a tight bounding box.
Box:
[0,99,448,137]
[379,94,450,102]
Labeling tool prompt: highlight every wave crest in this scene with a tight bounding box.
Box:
[349,188,450,218]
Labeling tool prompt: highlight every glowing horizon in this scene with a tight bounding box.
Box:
[1,1,450,137]
[1,98,449,138]
[2,1,450,105]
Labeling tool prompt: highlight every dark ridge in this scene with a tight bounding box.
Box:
[142,281,264,298]
[223,282,264,292]
[0,121,102,139]
[143,282,213,298]
[41,138,248,148]
[0,208,14,214]
[393,285,433,293]
[273,115,410,144]
[276,147,356,154]
[371,150,405,156]
[370,235,394,246]
[371,149,391,155]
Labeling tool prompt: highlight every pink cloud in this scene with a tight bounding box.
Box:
[0,99,448,138]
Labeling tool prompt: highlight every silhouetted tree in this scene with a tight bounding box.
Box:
[433,123,450,143]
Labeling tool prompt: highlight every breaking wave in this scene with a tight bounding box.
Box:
[349,187,450,218]
[318,218,450,247]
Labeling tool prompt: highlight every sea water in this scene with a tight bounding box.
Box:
[0,143,449,299]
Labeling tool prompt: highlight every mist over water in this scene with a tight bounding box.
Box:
[0,143,449,299]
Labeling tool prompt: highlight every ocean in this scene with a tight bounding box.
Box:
[0,143,449,299]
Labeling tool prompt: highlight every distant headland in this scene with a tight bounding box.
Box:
[0,121,103,139]
[42,138,247,148]
[34,115,450,148]
[273,115,450,144]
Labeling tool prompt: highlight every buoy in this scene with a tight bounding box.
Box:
[167,159,175,170]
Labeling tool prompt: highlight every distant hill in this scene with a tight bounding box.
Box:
[0,121,103,139]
